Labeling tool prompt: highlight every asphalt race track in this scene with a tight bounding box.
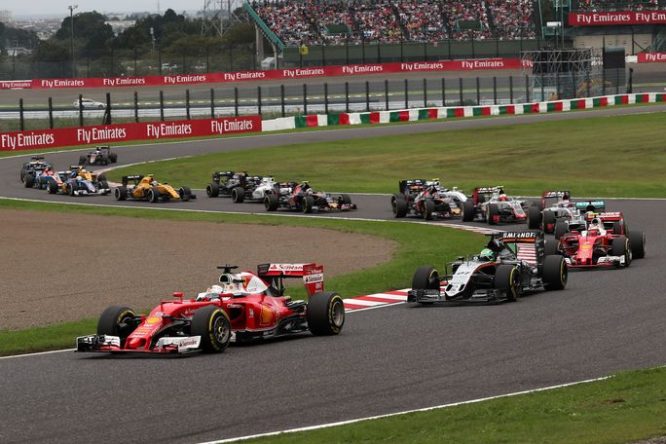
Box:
[1,105,665,443]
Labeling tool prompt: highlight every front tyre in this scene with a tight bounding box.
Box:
[423,199,435,220]
[307,292,345,336]
[412,266,440,290]
[97,306,136,346]
[542,255,567,290]
[231,186,245,203]
[264,193,279,211]
[628,231,645,259]
[392,195,408,218]
[191,306,231,353]
[494,265,520,301]
[611,235,632,267]
[527,206,542,229]
[462,199,475,222]
[206,183,220,198]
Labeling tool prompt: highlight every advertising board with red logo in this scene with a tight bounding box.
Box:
[0,116,261,151]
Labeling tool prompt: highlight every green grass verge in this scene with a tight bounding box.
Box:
[108,112,666,198]
[0,198,481,355]
[237,366,666,444]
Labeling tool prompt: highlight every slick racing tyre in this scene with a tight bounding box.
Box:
[554,221,569,239]
[114,186,127,201]
[542,211,557,233]
[24,173,35,188]
[303,195,315,214]
[231,186,245,203]
[178,187,192,202]
[392,195,408,218]
[611,235,632,267]
[628,231,645,259]
[423,199,435,220]
[542,255,567,291]
[340,194,352,205]
[47,181,59,194]
[109,152,118,163]
[462,199,475,222]
[527,206,542,229]
[494,265,520,301]
[206,183,220,198]
[68,183,77,197]
[264,193,279,211]
[79,155,87,165]
[97,306,137,346]
[148,187,160,203]
[487,204,499,225]
[307,292,345,336]
[191,306,231,353]
[412,266,440,291]
[544,236,561,256]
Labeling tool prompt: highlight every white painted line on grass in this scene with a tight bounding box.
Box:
[199,376,612,444]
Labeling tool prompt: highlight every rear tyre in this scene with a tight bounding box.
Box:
[542,255,567,291]
[340,194,352,205]
[206,183,219,198]
[307,292,345,336]
[628,231,645,259]
[68,182,77,197]
[392,195,408,218]
[109,153,118,163]
[114,186,127,201]
[178,186,192,202]
[231,186,245,203]
[24,174,35,188]
[462,199,475,222]
[47,181,59,194]
[494,265,519,301]
[411,266,440,290]
[264,193,279,211]
[527,206,542,229]
[611,236,632,267]
[97,306,136,346]
[191,306,231,353]
[544,236,561,256]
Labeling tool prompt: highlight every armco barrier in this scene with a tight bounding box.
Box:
[0,116,261,151]
[1,93,663,151]
[0,58,529,91]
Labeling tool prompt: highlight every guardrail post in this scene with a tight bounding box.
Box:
[186,89,191,120]
[324,82,329,114]
[476,77,480,105]
[19,98,24,131]
[257,86,262,115]
[281,84,286,117]
[104,92,112,125]
[345,82,350,113]
[78,94,84,126]
[602,69,606,96]
[458,78,463,106]
[526,75,530,103]
[303,83,308,115]
[48,97,54,129]
[540,73,545,102]
[210,88,215,118]
[134,91,139,123]
[441,78,446,106]
[234,87,239,117]
[384,79,389,110]
[404,79,408,109]
[493,77,497,105]
[423,78,427,107]
[556,72,561,100]
[509,76,514,104]
[615,69,620,94]
[159,90,165,122]
[365,81,370,111]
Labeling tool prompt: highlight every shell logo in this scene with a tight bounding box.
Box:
[260,306,275,325]
[145,316,161,324]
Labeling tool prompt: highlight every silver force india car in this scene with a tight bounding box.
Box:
[462,186,528,225]
[408,231,567,304]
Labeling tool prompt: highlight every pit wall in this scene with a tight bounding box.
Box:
[1,93,663,151]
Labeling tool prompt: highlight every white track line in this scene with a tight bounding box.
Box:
[199,376,611,444]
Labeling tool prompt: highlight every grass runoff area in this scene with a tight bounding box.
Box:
[103,112,665,198]
[3,112,666,443]
[0,197,481,355]
[238,366,666,444]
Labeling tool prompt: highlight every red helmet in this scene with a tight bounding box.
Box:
[498,194,508,201]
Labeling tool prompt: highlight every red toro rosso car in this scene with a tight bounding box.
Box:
[76,263,345,355]
[556,212,645,269]
[462,186,528,225]
[264,181,356,213]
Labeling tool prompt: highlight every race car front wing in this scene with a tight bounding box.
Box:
[76,335,202,354]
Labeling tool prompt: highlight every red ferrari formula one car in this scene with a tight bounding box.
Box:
[76,263,345,355]
[556,212,645,269]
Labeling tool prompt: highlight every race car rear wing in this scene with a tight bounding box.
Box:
[495,230,545,266]
[575,200,605,212]
[121,175,144,185]
[257,263,324,296]
[399,179,427,193]
[542,190,571,198]
[597,212,623,221]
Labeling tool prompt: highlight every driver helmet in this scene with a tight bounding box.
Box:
[588,218,602,231]
[151,180,159,186]
[498,194,509,201]
[585,211,596,220]
[479,248,495,262]
[219,273,244,294]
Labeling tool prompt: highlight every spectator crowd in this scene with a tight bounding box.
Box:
[576,0,664,11]
[251,0,537,46]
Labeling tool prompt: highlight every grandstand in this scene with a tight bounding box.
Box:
[248,0,537,46]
